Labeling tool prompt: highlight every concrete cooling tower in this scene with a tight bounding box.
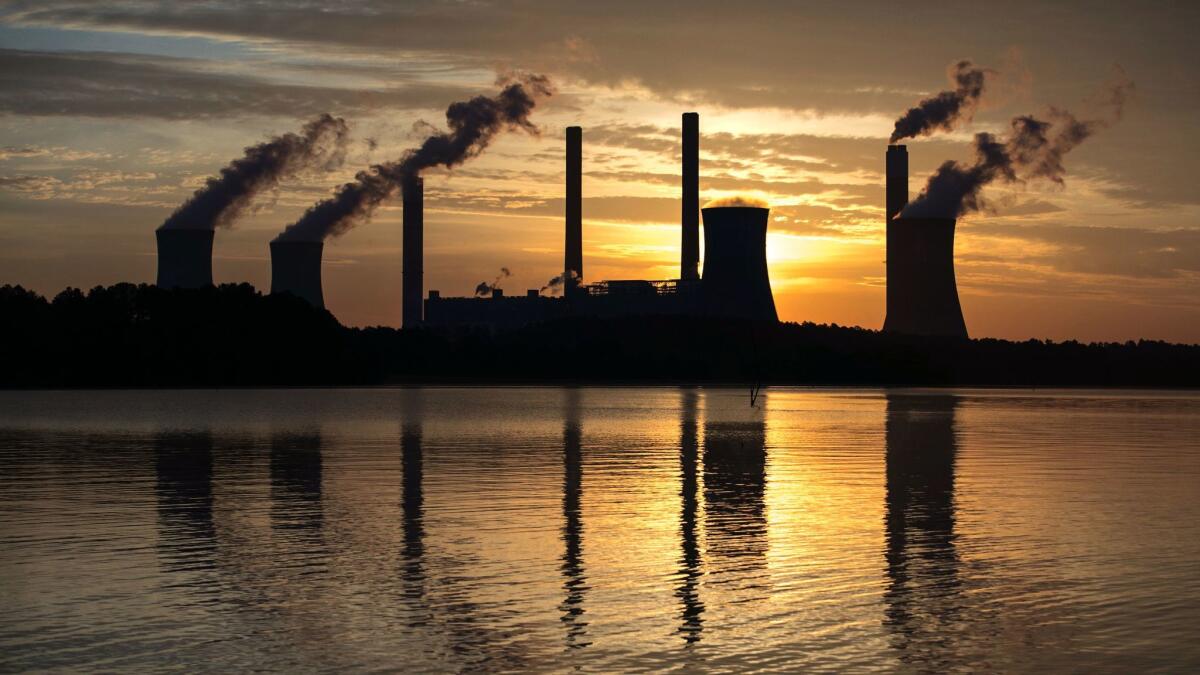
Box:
[270,240,325,309]
[700,206,778,322]
[882,217,968,338]
[156,229,214,289]
[883,144,969,339]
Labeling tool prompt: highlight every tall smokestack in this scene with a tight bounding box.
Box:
[270,240,324,309]
[681,112,700,280]
[564,126,583,295]
[402,177,423,328]
[886,144,908,222]
[156,229,214,289]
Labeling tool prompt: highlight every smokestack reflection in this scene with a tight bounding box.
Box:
[883,392,963,663]
[154,431,217,572]
[560,388,590,648]
[401,390,426,614]
[269,431,324,537]
[676,388,704,643]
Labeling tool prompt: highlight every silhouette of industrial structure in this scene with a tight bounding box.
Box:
[156,229,214,289]
[883,145,969,338]
[270,241,325,309]
[150,114,973,338]
[422,113,778,328]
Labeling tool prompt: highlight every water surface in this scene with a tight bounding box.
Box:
[1,387,1198,672]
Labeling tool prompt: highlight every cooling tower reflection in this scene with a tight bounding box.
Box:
[703,403,769,564]
[154,431,216,572]
[269,430,324,536]
[883,392,963,667]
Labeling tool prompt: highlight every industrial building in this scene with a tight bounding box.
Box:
[423,114,779,329]
[882,145,969,339]
[270,240,325,309]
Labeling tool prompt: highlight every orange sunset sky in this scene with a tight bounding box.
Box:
[1,2,1197,342]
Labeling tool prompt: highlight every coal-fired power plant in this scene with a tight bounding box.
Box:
[883,144,969,339]
[270,241,325,309]
[424,112,779,328]
[156,229,214,289]
[701,206,778,322]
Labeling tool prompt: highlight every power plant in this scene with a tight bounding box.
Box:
[150,113,972,339]
[156,229,214,289]
[423,113,776,327]
[270,240,325,309]
[883,145,969,339]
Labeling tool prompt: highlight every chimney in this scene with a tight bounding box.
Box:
[156,229,214,289]
[681,112,700,280]
[402,176,423,328]
[886,144,908,222]
[269,240,324,308]
[883,217,968,338]
[564,126,583,295]
[491,288,504,299]
[527,289,539,298]
[700,206,777,322]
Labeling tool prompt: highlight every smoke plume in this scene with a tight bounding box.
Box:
[159,114,349,231]
[890,61,991,144]
[901,74,1132,219]
[475,267,512,296]
[541,269,579,295]
[276,75,553,243]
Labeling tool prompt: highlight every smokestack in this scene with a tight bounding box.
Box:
[156,229,214,289]
[681,112,700,280]
[402,177,423,328]
[564,126,583,295]
[269,240,324,309]
[700,206,777,322]
[886,145,908,222]
[883,217,968,338]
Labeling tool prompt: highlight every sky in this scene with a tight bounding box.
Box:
[0,1,1197,343]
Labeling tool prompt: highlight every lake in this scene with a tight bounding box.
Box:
[1,387,1198,672]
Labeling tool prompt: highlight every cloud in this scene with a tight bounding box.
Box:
[0,48,480,119]
[969,221,1200,279]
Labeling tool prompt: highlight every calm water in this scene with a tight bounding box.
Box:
[1,387,1198,672]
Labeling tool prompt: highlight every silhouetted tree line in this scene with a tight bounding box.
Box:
[2,283,1198,387]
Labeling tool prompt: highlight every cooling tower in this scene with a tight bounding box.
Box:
[402,176,423,328]
[269,240,324,309]
[155,229,214,289]
[681,112,700,280]
[700,206,778,322]
[564,126,583,295]
[886,145,908,221]
[883,217,968,338]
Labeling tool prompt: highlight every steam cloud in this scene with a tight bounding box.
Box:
[159,114,349,231]
[276,74,553,243]
[703,195,770,209]
[890,61,991,144]
[541,269,579,295]
[475,267,512,296]
[901,72,1133,219]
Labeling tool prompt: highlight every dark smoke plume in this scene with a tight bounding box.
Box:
[159,114,349,231]
[901,74,1132,219]
[890,61,991,144]
[475,267,512,296]
[276,75,553,243]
